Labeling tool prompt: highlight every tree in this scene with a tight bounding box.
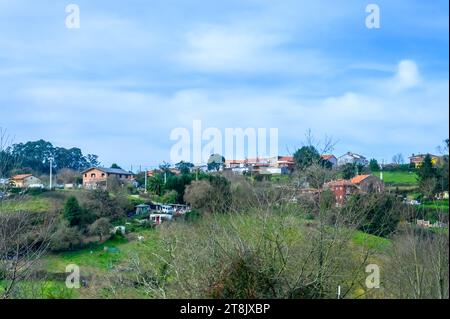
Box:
[293,146,320,171]
[88,218,112,242]
[85,190,124,220]
[149,173,164,196]
[384,225,449,299]
[207,154,225,172]
[184,180,213,211]
[343,193,401,237]
[110,163,122,169]
[369,159,380,171]
[417,154,438,197]
[392,153,405,165]
[63,196,91,228]
[164,174,194,203]
[437,139,449,192]
[56,168,78,185]
[50,220,83,252]
[175,161,194,175]
[86,154,100,167]
[5,139,99,175]
[0,128,15,178]
[0,211,55,298]
[341,163,357,180]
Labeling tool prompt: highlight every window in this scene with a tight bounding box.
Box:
[91,173,96,178]
[84,174,87,177]
[102,173,105,178]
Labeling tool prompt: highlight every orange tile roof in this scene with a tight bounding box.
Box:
[11,174,33,180]
[225,159,246,164]
[321,154,335,160]
[325,179,355,187]
[350,174,371,184]
[278,156,294,162]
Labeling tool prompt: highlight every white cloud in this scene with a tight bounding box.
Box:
[175,24,330,75]
[392,60,421,91]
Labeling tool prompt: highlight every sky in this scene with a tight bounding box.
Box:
[0,0,448,169]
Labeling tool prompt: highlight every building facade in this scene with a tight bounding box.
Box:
[337,152,369,166]
[82,167,134,189]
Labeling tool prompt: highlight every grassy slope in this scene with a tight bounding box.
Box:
[380,171,418,185]
[0,196,53,213]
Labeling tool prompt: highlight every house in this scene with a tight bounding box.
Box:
[11,174,43,188]
[337,152,368,167]
[82,167,134,190]
[324,174,384,205]
[350,174,384,193]
[409,153,440,168]
[324,179,359,206]
[323,180,353,205]
[224,155,294,175]
[321,154,338,168]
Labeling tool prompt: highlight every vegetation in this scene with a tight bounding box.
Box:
[0,135,448,300]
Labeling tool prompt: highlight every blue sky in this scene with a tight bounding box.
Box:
[0,0,448,169]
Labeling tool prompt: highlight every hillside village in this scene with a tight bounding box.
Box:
[0,138,448,299]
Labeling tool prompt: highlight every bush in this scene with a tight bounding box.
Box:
[49,221,83,252]
[343,193,401,237]
[63,196,93,228]
[184,210,202,223]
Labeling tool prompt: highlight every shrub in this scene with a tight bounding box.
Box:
[49,221,83,252]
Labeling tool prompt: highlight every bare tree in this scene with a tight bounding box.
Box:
[0,211,56,299]
[392,153,405,165]
[384,222,449,299]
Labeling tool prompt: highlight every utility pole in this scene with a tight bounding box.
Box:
[49,158,53,190]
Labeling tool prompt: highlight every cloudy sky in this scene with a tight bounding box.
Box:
[0,0,448,168]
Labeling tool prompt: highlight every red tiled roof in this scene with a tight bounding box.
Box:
[11,174,33,181]
[321,154,335,160]
[325,179,355,187]
[225,160,245,164]
[350,174,371,184]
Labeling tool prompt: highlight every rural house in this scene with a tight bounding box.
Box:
[321,154,338,168]
[409,153,440,168]
[82,167,134,190]
[11,174,42,188]
[337,151,369,167]
[324,179,358,206]
[350,174,384,193]
[324,174,384,206]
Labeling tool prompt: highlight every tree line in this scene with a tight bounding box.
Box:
[0,139,100,177]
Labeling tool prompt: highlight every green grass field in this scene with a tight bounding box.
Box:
[419,199,449,211]
[352,231,392,252]
[379,171,418,185]
[0,196,54,213]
